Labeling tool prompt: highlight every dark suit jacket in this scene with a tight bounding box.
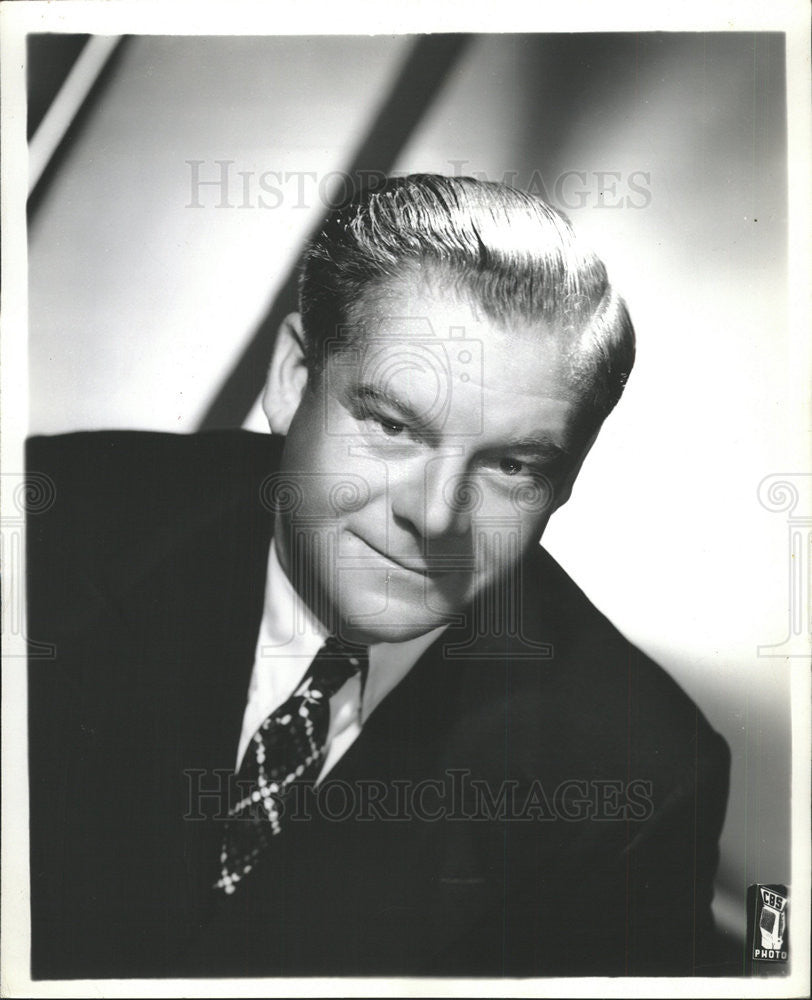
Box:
[27,430,731,979]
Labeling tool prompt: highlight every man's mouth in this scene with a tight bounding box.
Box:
[349,533,454,578]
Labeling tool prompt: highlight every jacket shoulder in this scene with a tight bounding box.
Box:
[26,428,280,521]
[26,428,279,500]
[26,429,280,633]
[465,542,731,785]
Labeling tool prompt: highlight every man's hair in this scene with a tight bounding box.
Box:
[299,173,635,425]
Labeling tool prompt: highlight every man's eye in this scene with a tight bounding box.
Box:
[377,417,405,437]
[499,458,524,476]
[354,401,406,437]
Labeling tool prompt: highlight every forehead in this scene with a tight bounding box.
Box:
[339,274,593,445]
[345,273,572,386]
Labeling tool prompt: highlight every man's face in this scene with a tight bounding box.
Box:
[264,276,598,644]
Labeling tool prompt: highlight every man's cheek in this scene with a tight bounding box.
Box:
[476,517,537,561]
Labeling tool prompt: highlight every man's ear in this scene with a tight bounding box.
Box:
[262,313,309,435]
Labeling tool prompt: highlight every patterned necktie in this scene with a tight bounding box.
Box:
[214,635,368,895]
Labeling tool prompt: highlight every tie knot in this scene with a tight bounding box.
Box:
[307,635,369,699]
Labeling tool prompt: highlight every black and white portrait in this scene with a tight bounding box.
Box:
[1,2,809,995]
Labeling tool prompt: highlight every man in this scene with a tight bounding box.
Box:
[27,175,731,979]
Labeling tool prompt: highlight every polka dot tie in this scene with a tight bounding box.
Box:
[214,636,368,895]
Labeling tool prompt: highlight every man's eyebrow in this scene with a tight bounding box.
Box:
[351,383,427,424]
[499,435,572,459]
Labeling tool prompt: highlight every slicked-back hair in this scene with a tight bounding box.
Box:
[299,174,636,426]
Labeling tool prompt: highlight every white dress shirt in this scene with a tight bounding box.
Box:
[237,539,445,779]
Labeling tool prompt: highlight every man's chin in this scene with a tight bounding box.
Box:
[335,595,460,645]
[340,618,449,646]
[326,568,469,644]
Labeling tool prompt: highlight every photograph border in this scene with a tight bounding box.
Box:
[2,2,809,997]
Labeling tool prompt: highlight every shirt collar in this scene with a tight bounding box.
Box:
[264,537,329,655]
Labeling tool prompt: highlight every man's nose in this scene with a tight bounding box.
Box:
[390,454,473,542]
